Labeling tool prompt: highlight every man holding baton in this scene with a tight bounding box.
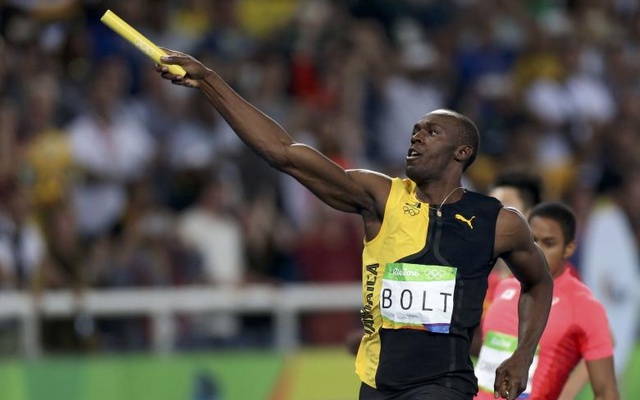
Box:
[152,50,553,400]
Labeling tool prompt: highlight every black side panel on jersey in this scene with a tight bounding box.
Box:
[375,191,502,394]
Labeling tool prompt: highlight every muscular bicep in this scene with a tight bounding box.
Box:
[278,143,391,217]
[494,208,549,288]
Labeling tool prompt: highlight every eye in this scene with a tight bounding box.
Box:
[540,239,556,248]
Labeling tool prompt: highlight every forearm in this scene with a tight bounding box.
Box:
[199,69,295,167]
[516,276,553,358]
[594,387,620,400]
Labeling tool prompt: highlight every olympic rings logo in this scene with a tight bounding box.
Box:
[422,268,454,280]
[403,203,420,216]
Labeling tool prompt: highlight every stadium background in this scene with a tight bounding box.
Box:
[0,0,639,399]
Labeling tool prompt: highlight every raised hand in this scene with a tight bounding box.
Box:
[154,49,211,89]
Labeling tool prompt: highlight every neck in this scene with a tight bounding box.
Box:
[415,182,465,205]
[552,262,567,279]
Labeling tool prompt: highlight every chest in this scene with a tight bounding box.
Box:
[386,207,496,272]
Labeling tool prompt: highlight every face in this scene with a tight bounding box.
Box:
[529,216,575,277]
[405,111,467,183]
[490,187,527,215]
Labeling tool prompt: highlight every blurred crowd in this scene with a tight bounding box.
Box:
[0,0,639,362]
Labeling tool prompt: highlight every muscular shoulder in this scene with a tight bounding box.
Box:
[493,207,533,257]
[346,169,392,193]
[346,169,393,216]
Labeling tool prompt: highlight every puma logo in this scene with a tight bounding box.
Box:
[455,214,475,229]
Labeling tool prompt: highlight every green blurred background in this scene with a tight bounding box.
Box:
[1,345,638,400]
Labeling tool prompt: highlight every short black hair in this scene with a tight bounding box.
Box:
[492,170,543,210]
[528,202,576,244]
[453,111,480,171]
[430,109,479,171]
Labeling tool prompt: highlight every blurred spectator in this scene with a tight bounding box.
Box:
[67,57,156,239]
[88,180,204,351]
[374,18,448,173]
[295,205,362,345]
[177,173,244,287]
[580,165,640,378]
[0,99,19,183]
[0,180,46,290]
[176,173,245,345]
[523,36,616,199]
[452,2,520,109]
[240,180,297,282]
[22,71,76,210]
[196,0,256,61]
[38,202,91,353]
[140,0,199,56]
[0,179,47,355]
[165,90,240,174]
[169,0,214,43]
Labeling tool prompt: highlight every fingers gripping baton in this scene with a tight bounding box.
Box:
[100,9,186,76]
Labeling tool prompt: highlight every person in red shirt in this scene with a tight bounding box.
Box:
[471,171,546,358]
[483,171,544,315]
[475,202,619,399]
[483,172,579,317]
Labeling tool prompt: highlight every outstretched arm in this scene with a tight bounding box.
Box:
[154,51,391,220]
[492,208,553,400]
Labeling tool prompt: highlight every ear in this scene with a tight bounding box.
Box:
[454,145,473,163]
[563,240,577,259]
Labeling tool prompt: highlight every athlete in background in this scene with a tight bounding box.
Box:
[471,170,545,357]
[475,202,619,400]
[483,171,545,315]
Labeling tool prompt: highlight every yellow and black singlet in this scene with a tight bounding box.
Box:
[355,178,502,395]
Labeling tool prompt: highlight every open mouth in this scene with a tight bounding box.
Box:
[406,148,421,160]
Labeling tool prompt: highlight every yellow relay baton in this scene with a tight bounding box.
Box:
[100,9,186,76]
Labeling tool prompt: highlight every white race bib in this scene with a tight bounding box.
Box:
[380,263,457,333]
[476,331,538,399]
